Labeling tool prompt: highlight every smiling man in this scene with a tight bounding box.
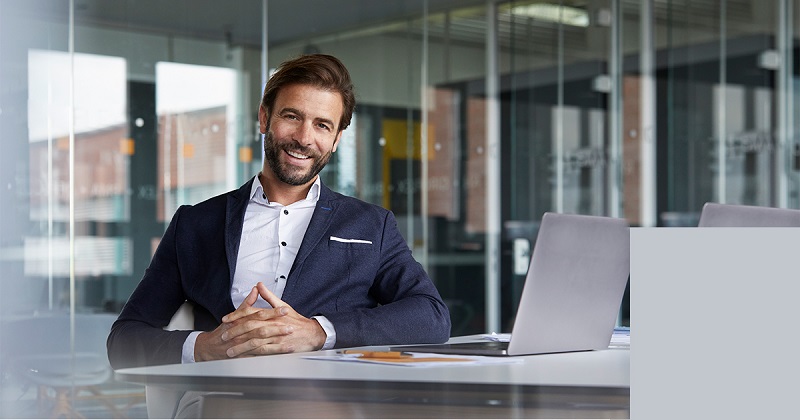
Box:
[261,83,341,189]
[107,54,451,370]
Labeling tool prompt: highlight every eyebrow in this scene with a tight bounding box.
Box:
[279,107,337,130]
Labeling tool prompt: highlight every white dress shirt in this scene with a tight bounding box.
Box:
[181,176,336,363]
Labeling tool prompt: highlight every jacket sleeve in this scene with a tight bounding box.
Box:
[323,211,451,347]
[106,207,193,369]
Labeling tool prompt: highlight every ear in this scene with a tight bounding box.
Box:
[331,131,343,153]
[258,105,269,134]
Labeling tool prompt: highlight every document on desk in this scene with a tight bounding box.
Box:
[609,326,630,348]
[481,332,511,342]
[304,351,524,367]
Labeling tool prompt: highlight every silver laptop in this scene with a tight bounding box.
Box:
[698,202,800,227]
[392,212,630,356]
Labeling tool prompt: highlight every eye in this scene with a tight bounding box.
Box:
[317,122,332,131]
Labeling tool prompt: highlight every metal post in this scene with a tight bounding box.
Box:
[640,0,657,226]
[608,0,622,218]
[421,0,430,270]
[485,0,501,333]
[716,0,728,203]
[777,0,793,208]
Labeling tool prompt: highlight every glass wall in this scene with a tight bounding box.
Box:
[2,0,800,417]
[655,0,800,224]
[499,0,621,328]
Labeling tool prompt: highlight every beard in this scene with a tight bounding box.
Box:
[263,130,333,186]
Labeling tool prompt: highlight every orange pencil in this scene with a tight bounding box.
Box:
[340,350,411,359]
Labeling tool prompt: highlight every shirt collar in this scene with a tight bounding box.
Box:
[249,174,321,204]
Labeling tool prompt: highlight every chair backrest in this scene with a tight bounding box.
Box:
[698,202,800,227]
[165,301,194,330]
[147,302,195,419]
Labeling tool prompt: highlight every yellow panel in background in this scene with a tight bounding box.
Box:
[381,119,436,160]
[381,118,436,210]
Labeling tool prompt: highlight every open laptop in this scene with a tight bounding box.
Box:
[697,202,800,227]
[392,212,630,356]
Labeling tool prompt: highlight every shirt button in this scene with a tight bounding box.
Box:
[283,209,289,215]
[279,275,286,279]
[262,193,266,199]
[281,241,287,247]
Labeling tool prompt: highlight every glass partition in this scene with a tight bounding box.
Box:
[424,5,491,335]
[267,4,493,335]
[155,62,240,219]
[27,50,130,310]
[656,0,784,225]
[497,0,621,327]
[1,2,123,418]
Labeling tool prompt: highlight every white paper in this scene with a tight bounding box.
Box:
[304,352,524,367]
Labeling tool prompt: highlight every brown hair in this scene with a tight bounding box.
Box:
[260,54,356,132]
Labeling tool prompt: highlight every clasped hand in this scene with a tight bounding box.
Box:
[194,282,326,362]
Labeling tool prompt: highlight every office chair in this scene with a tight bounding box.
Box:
[145,301,195,419]
[1,312,134,418]
[697,202,800,227]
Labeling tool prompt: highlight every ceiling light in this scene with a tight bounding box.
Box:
[510,3,590,28]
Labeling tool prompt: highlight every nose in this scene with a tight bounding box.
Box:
[292,121,314,146]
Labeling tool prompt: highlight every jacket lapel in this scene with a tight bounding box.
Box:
[225,178,254,286]
[285,183,338,292]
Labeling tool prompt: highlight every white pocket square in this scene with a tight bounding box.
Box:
[330,236,372,244]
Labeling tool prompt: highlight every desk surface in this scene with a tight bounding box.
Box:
[116,336,629,418]
[116,338,629,390]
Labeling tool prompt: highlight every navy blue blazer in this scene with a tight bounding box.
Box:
[107,178,451,368]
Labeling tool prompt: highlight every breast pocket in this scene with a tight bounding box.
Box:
[322,237,380,310]
[328,236,374,252]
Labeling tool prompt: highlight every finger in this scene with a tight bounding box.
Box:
[227,341,292,358]
[222,287,260,323]
[220,315,293,342]
[256,282,288,311]
[225,333,295,357]
[242,286,259,308]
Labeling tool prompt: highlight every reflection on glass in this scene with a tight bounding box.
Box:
[27,50,129,310]
[335,113,358,197]
[713,84,773,206]
[423,5,490,334]
[155,62,238,220]
[6,47,139,418]
[658,0,780,224]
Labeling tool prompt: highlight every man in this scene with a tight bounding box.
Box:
[107,54,451,369]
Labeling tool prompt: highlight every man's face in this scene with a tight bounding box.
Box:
[259,83,344,186]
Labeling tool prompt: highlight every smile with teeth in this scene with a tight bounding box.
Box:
[286,149,311,159]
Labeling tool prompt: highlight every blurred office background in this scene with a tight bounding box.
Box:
[1,0,798,417]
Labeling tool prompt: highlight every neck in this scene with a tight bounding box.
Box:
[258,171,315,206]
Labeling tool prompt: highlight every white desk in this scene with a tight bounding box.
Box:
[115,337,629,418]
